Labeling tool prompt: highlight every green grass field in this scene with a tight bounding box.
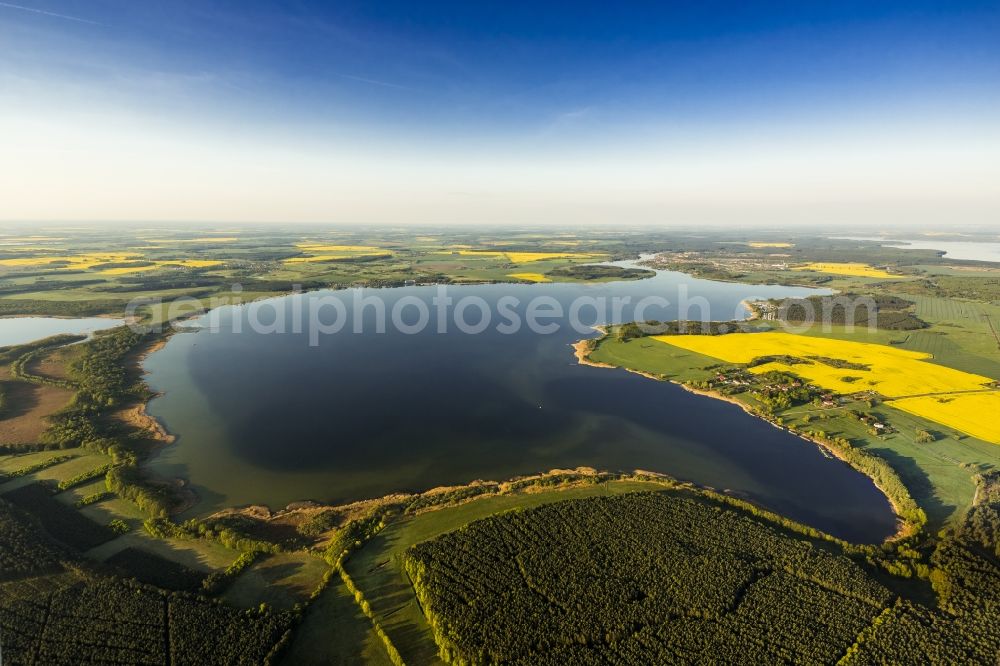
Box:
[0,449,77,475]
[279,574,395,666]
[588,335,722,382]
[86,531,241,572]
[223,551,331,611]
[0,451,112,494]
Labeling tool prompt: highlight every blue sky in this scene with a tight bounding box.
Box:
[1,1,998,224]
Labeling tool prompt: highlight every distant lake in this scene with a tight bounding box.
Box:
[0,316,123,347]
[834,236,1000,263]
[144,265,897,542]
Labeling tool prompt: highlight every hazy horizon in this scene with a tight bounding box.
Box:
[2,1,999,226]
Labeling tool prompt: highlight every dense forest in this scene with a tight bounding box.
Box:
[546,265,655,280]
[0,499,63,581]
[3,483,115,551]
[0,494,293,664]
[885,275,1000,302]
[771,294,928,330]
[405,491,1000,665]
[0,299,127,317]
[0,576,292,665]
[614,319,741,341]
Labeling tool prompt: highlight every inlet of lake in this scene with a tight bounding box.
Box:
[142,265,898,542]
[0,316,122,347]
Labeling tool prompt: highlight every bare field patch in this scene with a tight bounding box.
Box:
[0,369,75,445]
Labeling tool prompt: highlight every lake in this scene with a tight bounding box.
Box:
[833,236,1000,263]
[0,316,123,347]
[888,239,1000,263]
[144,266,898,542]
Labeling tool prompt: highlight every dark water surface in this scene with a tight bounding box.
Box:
[144,267,897,542]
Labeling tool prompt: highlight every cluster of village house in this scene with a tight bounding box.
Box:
[750,301,779,321]
[710,369,895,430]
[852,410,894,433]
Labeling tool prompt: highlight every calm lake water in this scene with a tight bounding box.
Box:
[144,266,897,542]
[0,316,123,347]
[834,236,1000,263]
[889,239,1000,263]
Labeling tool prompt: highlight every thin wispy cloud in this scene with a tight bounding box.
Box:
[333,72,412,91]
[535,106,596,137]
[558,107,592,121]
[0,1,103,26]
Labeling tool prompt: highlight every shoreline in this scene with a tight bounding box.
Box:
[570,326,614,368]
[0,264,908,545]
[126,334,176,446]
[636,258,826,290]
[125,269,894,538]
[677,380,912,539]
[0,313,128,321]
[213,464,882,549]
[574,327,912,541]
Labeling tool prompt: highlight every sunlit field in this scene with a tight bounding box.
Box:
[652,332,1000,442]
[749,242,794,248]
[283,243,394,263]
[0,252,141,269]
[507,272,551,282]
[295,243,386,252]
[792,262,903,278]
[892,393,1000,443]
[0,251,225,274]
[449,250,605,263]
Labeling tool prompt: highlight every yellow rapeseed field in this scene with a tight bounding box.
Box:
[652,332,993,397]
[454,250,504,257]
[651,331,999,442]
[295,243,384,252]
[453,250,603,263]
[509,251,603,263]
[749,242,793,248]
[508,272,551,282]
[284,244,391,264]
[0,252,224,274]
[892,394,1000,443]
[0,252,141,270]
[791,262,902,279]
[284,255,354,263]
